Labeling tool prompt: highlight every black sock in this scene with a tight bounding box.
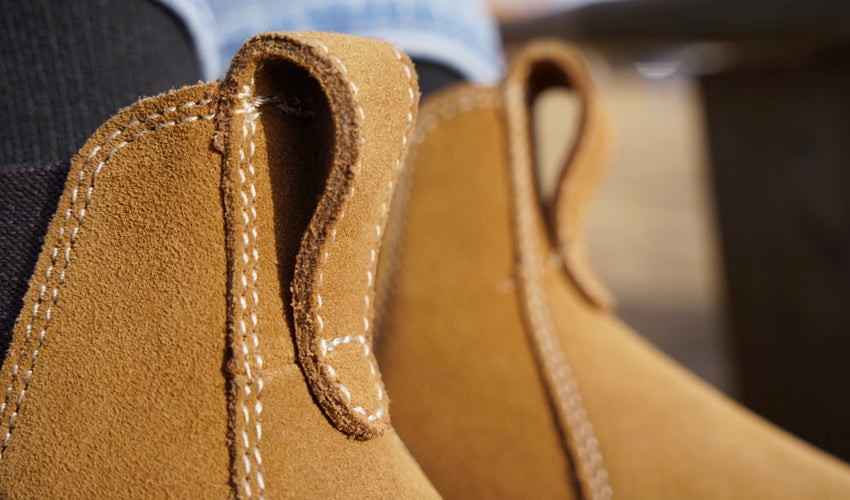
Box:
[412,59,465,98]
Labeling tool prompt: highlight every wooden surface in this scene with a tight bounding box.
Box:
[702,53,850,460]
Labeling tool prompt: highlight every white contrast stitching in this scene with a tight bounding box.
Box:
[319,335,385,421]
[297,35,398,425]
[235,81,265,500]
[0,97,215,460]
[505,78,612,499]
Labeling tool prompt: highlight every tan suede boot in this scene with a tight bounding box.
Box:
[376,40,850,499]
[0,32,439,499]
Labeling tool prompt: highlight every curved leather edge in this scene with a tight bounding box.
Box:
[503,41,614,500]
[217,32,419,442]
[512,40,614,310]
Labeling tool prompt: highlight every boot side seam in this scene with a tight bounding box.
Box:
[504,72,613,499]
[233,80,266,500]
[0,98,216,460]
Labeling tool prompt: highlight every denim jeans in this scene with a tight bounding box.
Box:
[157,0,504,83]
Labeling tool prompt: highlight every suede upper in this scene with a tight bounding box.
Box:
[0,32,437,499]
[378,40,850,499]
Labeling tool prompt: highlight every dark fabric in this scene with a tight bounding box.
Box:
[0,162,71,352]
[0,0,202,166]
[413,59,464,98]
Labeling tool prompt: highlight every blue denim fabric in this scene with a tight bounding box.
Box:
[157,0,504,83]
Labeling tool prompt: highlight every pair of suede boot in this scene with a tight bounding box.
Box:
[1,32,848,498]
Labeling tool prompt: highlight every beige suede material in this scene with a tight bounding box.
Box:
[379,86,580,500]
[532,42,613,310]
[503,45,612,500]
[214,32,428,498]
[0,32,437,499]
[0,84,231,498]
[379,40,850,499]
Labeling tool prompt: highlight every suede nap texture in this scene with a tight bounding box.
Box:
[377,40,850,499]
[0,32,436,499]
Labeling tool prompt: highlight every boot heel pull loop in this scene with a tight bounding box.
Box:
[503,40,614,500]
[217,32,419,442]
[505,41,613,309]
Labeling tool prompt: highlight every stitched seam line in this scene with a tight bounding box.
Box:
[299,35,391,424]
[0,98,215,460]
[505,81,612,500]
[235,81,265,500]
[357,44,417,413]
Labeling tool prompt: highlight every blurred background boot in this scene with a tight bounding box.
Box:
[376,39,850,499]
